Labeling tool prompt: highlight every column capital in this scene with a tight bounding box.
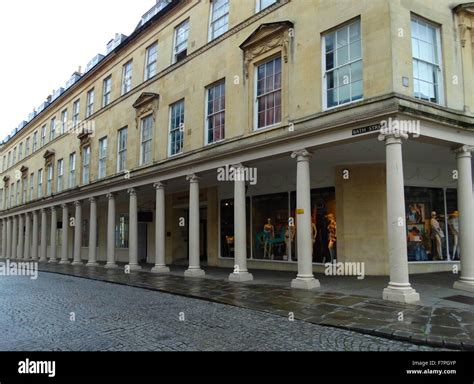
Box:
[127,188,137,196]
[89,197,97,204]
[230,163,246,170]
[291,149,311,160]
[61,203,68,209]
[50,206,56,212]
[40,208,47,213]
[74,200,82,207]
[378,132,408,143]
[106,193,115,200]
[186,174,201,183]
[454,145,474,158]
[154,182,165,190]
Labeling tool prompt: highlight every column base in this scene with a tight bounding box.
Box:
[229,272,254,282]
[453,279,474,293]
[126,264,142,271]
[58,260,70,265]
[184,268,206,278]
[39,258,47,263]
[151,265,170,274]
[291,276,320,290]
[86,262,100,267]
[104,263,118,269]
[48,259,58,264]
[71,261,84,266]
[383,285,420,303]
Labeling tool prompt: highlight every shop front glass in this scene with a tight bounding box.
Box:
[220,198,251,259]
[405,187,458,262]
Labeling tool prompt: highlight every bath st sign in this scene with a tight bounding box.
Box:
[351,123,381,136]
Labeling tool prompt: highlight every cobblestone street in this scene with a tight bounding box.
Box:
[0,273,441,351]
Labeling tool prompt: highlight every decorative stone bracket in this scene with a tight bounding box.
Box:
[454,4,474,48]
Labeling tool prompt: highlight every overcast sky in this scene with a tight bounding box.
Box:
[0,0,155,140]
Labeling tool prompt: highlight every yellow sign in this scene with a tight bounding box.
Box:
[296,209,304,215]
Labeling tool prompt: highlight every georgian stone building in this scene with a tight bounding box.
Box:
[0,0,473,303]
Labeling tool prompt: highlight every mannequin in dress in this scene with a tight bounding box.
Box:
[284,224,295,260]
[448,210,460,260]
[326,213,337,262]
[263,218,275,259]
[430,211,444,260]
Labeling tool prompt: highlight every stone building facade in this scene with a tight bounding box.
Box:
[0,0,473,302]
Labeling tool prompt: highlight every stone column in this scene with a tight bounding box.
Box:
[49,206,58,263]
[2,218,7,258]
[86,197,99,267]
[184,174,205,277]
[152,183,170,274]
[59,204,70,264]
[380,133,419,303]
[105,193,118,269]
[454,146,474,292]
[6,217,12,259]
[72,201,83,265]
[24,213,31,261]
[17,214,24,261]
[31,211,39,261]
[39,209,47,262]
[12,216,18,260]
[290,150,320,290]
[127,188,141,271]
[229,164,253,282]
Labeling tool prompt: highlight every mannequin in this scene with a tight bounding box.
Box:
[448,210,460,261]
[284,224,295,260]
[430,211,444,260]
[326,213,337,263]
[263,218,275,259]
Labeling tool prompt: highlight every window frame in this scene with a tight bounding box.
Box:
[145,43,158,80]
[122,60,133,95]
[102,76,112,107]
[82,146,91,184]
[173,19,190,63]
[69,152,76,189]
[205,80,226,145]
[57,159,64,193]
[98,136,108,179]
[209,0,230,41]
[169,100,185,157]
[139,115,153,166]
[321,18,364,111]
[86,89,95,117]
[117,127,128,173]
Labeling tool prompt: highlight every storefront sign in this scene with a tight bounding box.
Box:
[352,124,381,136]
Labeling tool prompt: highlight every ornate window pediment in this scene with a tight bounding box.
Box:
[240,21,294,78]
[133,92,160,129]
[20,166,29,178]
[43,149,55,166]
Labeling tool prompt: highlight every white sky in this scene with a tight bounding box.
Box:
[0,0,155,140]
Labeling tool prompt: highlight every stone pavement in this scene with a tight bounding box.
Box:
[0,273,440,351]
[36,262,474,350]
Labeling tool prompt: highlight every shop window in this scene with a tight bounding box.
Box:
[446,189,459,261]
[405,187,456,262]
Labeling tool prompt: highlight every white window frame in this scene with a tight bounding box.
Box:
[98,137,108,179]
[46,164,53,195]
[256,0,277,12]
[411,15,444,105]
[25,137,30,157]
[32,131,38,152]
[173,19,190,63]
[117,127,128,173]
[169,100,185,156]
[209,0,230,41]
[57,159,64,193]
[322,19,364,111]
[18,142,23,161]
[86,89,95,117]
[140,115,153,166]
[145,43,158,80]
[37,169,43,198]
[50,118,56,141]
[254,56,283,130]
[22,176,27,203]
[82,146,91,184]
[29,173,34,201]
[61,109,68,134]
[69,153,76,189]
[73,100,80,128]
[205,80,226,145]
[122,60,133,94]
[102,76,112,107]
[41,125,47,146]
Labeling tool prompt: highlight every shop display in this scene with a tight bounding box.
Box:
[448,210,460,260]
